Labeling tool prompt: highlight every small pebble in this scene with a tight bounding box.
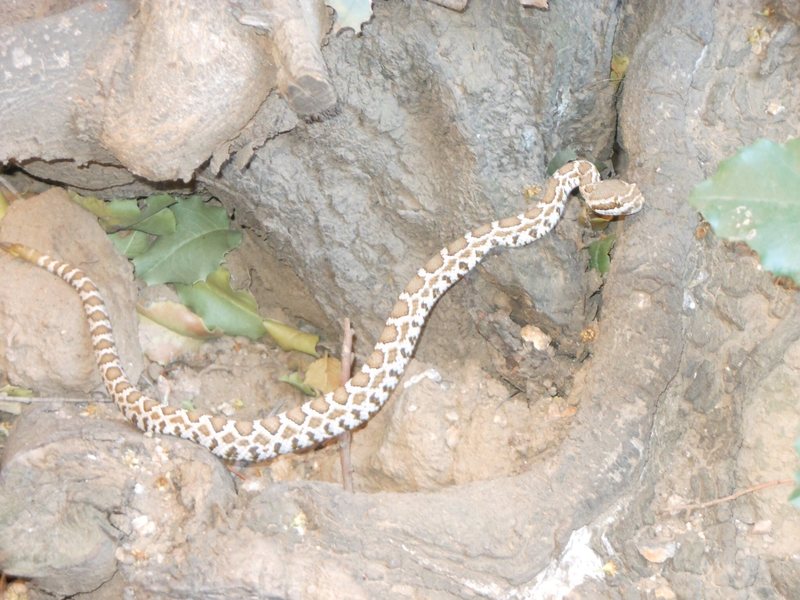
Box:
[752,520,772,534]
[637,541,677,563]
[520,324,551,350]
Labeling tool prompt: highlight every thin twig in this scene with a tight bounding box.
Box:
[662,479,794,515]
[338,317,355,493]
[225,464,247,481]
[425,0,468,10]
[0,395,112,404]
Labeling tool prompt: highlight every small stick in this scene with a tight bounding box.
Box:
[338,318,355,493]
[225,464,248,481]
[662,479,794,515]
[425,0,468,10]
[0,395,112,404]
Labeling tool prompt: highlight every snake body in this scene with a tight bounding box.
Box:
[1,161,643,461]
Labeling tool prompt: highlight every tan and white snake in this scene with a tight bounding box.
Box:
[1,160,643,461]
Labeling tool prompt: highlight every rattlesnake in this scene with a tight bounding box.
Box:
[0,160,643,461]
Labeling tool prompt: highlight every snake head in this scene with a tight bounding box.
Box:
[581,179,645,217]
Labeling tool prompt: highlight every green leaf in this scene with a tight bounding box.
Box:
[279,372,318,396]
[176,268,266,339]
[71,194,141,231]
[70,193,178,234]
[132,208,176,236]
[175,268,319,352]
[326,0,373,34]
[133,197,242,285]
[137,300,220,339]
[689,138,800,284]
[109,229,152,258]
[264,319,319,356]
[587,235,617,274]
[610,54,630,85]
[128,195,177,235]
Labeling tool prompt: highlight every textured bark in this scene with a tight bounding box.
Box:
[0,0,330,183]
[232,0,337,117]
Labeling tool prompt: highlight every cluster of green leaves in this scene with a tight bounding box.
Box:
[175,268,317,354]
[73,192,319,358]
[72,193,352,399]
[72,193,242,285]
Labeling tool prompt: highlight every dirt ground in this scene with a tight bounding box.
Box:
[1,1,799,599]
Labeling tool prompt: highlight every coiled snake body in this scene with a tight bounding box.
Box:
[1,161,643,461]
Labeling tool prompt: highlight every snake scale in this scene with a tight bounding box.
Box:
[1,160,643,461]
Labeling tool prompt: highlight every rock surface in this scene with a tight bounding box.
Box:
[0,190,143,394]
